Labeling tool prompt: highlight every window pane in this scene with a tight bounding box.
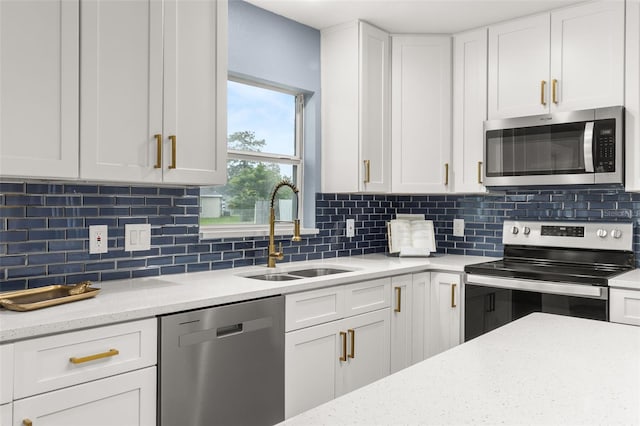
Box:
[227,80,296,156]
[200,161,297,225]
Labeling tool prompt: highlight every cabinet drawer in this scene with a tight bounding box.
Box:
[610,289,640,326]
[344,278,391,317]
[13,366,156,426]
[14,318,157,399]
[286,286,345,331]
[0,344,13,404]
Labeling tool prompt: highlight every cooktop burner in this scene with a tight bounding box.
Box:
[464,220,635,286]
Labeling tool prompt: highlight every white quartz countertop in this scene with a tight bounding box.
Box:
[0,253,492,342]
[283,313,640,426]
[610,269,640,290]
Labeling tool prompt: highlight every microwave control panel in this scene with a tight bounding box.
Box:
[594,119,616,172]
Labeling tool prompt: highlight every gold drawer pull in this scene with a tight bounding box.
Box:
[69,348,119,364]
[23,420,33,426]
[169,135,177,169]
[394,287,402,313]
[348,329,355,359]
[451,283,457,308]
[339,331,347,361]
[154,134,162,169]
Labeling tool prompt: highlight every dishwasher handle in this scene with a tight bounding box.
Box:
[179,316,273,346]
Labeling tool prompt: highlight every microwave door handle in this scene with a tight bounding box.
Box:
[584,122,594,172]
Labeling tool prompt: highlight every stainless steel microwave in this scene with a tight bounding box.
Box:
[483,106,624,187]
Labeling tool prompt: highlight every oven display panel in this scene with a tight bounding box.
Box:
[541,225,584,237]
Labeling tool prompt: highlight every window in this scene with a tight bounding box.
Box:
[200,78,304,235]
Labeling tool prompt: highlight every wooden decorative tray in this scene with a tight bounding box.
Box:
[0,282,100,312]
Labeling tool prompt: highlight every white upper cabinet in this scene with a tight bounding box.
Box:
[452,28,487,194]
[322,21,391,193]
[391,35,452,193]
[488,0,624,119]
[0,0,79,179]
[81,0,227,185]
[488,14,550,119]
[626,0,640,192]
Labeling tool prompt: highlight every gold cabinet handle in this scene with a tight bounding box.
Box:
[444,163,449,186]
[154,134,162,169]
[169,135,177,169]
[477,161,483,184]
[339,331,347,361]
[69,348,119,364]
[348,329,355,359]
[540,80,547,106]
[394,287,402,312]
[363,160,371,184]
[23,420,33,426]
[451,283,457,308]
[552,79,558,104]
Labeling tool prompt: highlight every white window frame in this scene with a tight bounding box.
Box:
[200,77,316,240]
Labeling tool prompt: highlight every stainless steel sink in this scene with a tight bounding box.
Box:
[287,268,351,278]
[247,273,301,281]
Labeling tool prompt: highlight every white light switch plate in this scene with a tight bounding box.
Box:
[453,219,465,237]
[346,219,355,237]
[125,223,151,252]
[89,225,108,254]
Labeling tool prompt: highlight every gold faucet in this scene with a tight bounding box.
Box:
[268,179,302,268]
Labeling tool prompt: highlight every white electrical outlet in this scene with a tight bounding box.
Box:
[453,219,465,237]
[346,219,355,238]
[125,223,151,252]
[89,225,108,254]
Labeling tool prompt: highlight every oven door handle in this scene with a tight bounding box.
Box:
[584,121,594,173]
[466,274,606,299]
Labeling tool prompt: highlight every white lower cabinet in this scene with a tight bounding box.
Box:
[13,367,156,426]
[285,279,391,419]
[428,272,462,357]
[610,288,640,326]
[6,318,157,426]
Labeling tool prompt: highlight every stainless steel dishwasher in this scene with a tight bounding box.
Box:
[159,295,284,426]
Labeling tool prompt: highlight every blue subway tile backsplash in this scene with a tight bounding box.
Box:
[1,182,639,291]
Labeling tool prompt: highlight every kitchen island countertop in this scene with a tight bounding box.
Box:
[0,253,492,342]
[283,312,640,425]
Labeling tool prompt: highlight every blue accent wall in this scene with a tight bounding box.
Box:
[1,182,639,291]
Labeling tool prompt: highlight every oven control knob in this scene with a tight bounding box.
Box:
[522,226,531,235]
[511,226,519,235]
[611,229,623,239]
[596,228,608,238]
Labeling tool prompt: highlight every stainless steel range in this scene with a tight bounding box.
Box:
[464,220,635,341]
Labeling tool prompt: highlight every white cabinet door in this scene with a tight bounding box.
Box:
[550,1,624,112]
[0,345,12,406]
[410,272,430,363]
[284,320,342,419]
[13,367,156,426]
[610,288,640,326]
[626,0,640,192]
[391,36,451,193]
[80,0,164,183]
[488,14,550,119]
[428,272,461,357]
[162,0,227,185]
[0,0,79,179]
[390,275,413,374]
[338,309,390,397]
[453,28,487,194]
[360,22,391,193]
[0,403,10,426]
[321,21,390,193]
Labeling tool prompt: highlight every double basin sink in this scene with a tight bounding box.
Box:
[247,267,352,281]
